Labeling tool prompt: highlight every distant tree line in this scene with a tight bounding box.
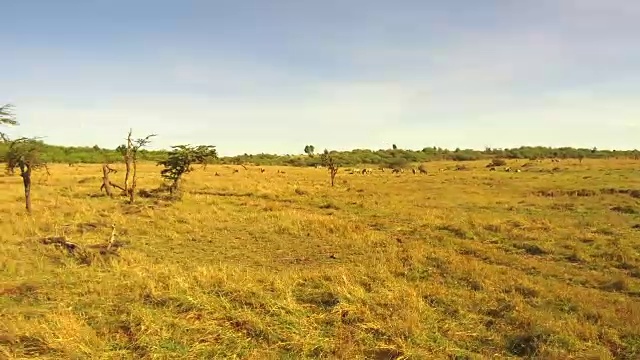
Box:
[0,142,638,168]
[222,146,640,168]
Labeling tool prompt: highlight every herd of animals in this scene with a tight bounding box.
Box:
[209,163,532,176]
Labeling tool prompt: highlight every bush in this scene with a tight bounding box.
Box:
[488,158,507,167]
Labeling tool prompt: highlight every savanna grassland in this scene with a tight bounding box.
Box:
[1,159,639,359]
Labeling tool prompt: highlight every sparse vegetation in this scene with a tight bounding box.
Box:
[2,158,639,358]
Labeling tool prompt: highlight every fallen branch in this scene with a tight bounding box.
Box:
[40,236,81,253]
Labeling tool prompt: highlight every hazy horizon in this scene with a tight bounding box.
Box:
[2,1,638,156]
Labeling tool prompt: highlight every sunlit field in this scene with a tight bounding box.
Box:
[1,159,639,359]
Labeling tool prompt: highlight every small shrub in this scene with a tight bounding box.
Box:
[488,158,507,167]
[514,242,548,256]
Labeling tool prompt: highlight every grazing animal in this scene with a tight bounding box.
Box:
[489,167,496,171]
[412,168,417,175]
[515,169,521,173]
[361,168,373,175]
[260,168,266,173]
[504,167,512,172]
[215,172,220,176]
[391,168,401,174]
[233,169,239,173]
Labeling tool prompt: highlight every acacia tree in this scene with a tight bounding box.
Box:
[321,149,339,186]
[1,104,18,142]
[5,138,48,213]
[158,145,218,195]
[304,145,315,157]
[117,129,155,202]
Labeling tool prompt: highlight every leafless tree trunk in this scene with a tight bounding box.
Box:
[130,160,137,203]
[100,164,124,197]
[330,168,338,186]
[22,165,32,213]
[101,164,116,197]
[123,129,133,195]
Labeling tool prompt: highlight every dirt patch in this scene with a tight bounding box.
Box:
[365,347,404,360]
[611,206,638,215]
[513,242,548,256]
[534,189,597,197]
[534,188,640,198]
[0,334,60,357]
[0,283,39,299]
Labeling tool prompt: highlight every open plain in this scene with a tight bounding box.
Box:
[1,159,639,359]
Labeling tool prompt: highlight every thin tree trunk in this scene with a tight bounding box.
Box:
[22,167,32,213]
[123,129,133,194]
[170,179,180,195]
[130,158,137,203]
[124,159,131,193]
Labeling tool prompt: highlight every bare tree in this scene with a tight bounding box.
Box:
[5,138,48,213]
[321,149,339,187]
[129,134,155,203]
[117,129,155,203]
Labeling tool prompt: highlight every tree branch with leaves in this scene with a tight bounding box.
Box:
[1,104,18,142]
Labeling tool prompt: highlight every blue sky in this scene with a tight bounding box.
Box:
[1,0,638,155]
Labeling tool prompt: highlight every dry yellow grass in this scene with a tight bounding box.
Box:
[1,159,639,359]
